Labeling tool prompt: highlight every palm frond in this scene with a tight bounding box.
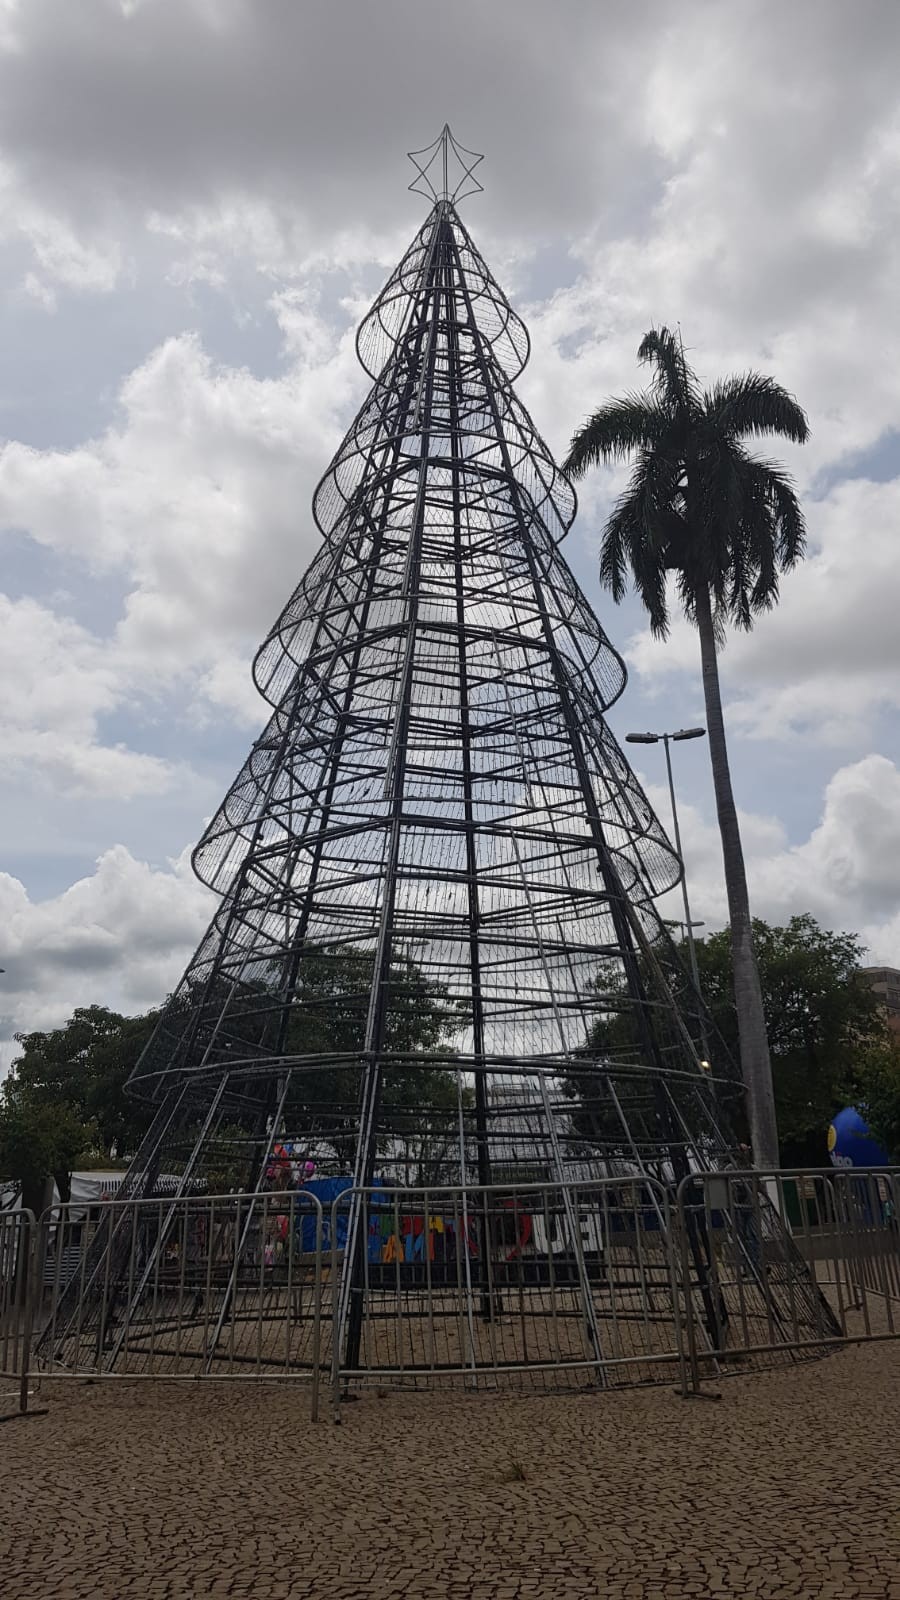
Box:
[564,395,666,478]
[598,451,681,634]
[741,466,780,613]
[699,442,745,546]
[634,553,669,638]
[637,327,700,415]
[750,559,779,614]
[727,535,753,630]
[704,373,809,444]
[739,455,806,576]
[598,493,633,603]
[769,469,806,568]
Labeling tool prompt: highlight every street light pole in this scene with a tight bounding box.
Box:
[661,733,704,997]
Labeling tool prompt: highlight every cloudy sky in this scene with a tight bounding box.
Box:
[1,0,899,1065]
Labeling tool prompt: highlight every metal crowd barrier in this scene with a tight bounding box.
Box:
[676,1166,900,1394]
[329,1177,686,1415]
[31,1188,325,1420]
[0,1209,36,1417]
[6,1167,900,1419]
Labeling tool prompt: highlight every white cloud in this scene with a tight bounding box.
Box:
[21,270,56,312]
[514,8,900,498]
[0,595,173,796]
[0,319,362,738]
[625,476,900,744]
[651,756,900,964]
[0,842,213,1070]
[752,756,900,938]
[0,157,123,299]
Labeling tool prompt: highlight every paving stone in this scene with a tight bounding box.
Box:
[2,1341,900,1598]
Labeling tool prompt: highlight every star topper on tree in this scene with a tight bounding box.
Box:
[407,122,484,204]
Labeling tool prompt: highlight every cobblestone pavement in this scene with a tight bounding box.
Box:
[2,1340,899,1600]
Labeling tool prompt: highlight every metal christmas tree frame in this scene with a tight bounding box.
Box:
[49,129,835,1388]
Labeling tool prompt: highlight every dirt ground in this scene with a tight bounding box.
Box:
[2,1340,899,1600]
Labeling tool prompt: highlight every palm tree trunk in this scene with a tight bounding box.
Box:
[694,585,780,1167]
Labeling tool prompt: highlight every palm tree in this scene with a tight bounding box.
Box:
[564,328,808,1167]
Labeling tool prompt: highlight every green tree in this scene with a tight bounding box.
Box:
[8,1005,159,1160]
[565,328,809,1167]
[854,1037,900,1163]
[562,947,717,1156]
[693,916,888,1162]
[1,953,463,1200]
[0,1097,92,1216]
[278,950,463,1175]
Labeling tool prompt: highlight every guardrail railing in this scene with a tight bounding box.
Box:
[30,1188,325,1419]
[0,1208,36,1417]
[329,1176,685,1415]
[675,1166,900,1394]
[4,1166,900,1418]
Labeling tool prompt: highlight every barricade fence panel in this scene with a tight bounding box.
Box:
[0,1208,36,1414]
[676,1167,900,1393]
[329,1178,687,1404]
[31,1190,324,1418]
[8,1167,900,1414]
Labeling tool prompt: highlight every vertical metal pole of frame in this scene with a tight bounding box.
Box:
[445,244,494,1320]
[307,1193,323,1423]
[423,1188,436,1374]
[392,1189,403,1375]
[676,1177,703,1396]
[887,1172,900,1306]
[284,1192,296,1374]
[814,1176,839,1327]
[97,1203,118,1371]
[174,1198,189,1369]
[832,1173,861,1314]
[703,1179,728,1354]
[340,210,444,1377]
[0,1219,11,1384]
[868,1171,894,1327]
[331,1196,341,1422]
[201,1197,216,1364]
[455,1083,479,1382]
[772,1172,801,1344]
[18,1212,38,1416]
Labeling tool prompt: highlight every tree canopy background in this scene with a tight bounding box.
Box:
[0,950,462,1211]
[564,914,900,1165]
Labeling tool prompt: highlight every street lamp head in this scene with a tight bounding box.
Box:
[626,728,705,743]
